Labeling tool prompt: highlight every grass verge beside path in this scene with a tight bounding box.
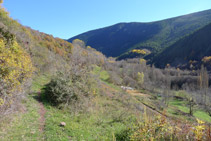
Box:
[0,94,41,140]
[0,74,50,140]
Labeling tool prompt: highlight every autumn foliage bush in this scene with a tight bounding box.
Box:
[0,31,33,113]
[131,49,146,55]
[128,110,211,141]
[0,38,33,86]
[33,32,73,58]
[202,56,211,64]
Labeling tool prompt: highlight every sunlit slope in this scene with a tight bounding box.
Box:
[68,9,211,58]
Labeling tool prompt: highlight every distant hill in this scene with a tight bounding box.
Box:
[152,22,211,69]
[68,9,211,58]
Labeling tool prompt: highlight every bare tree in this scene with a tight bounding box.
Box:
[198,65,209,105]
[164,68,171,106]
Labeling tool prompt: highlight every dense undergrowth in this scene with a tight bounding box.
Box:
[0,19,33,114]
[0,2,73,115]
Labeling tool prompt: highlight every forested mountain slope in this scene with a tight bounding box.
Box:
[152,22,211,69]
[68,9,211,58]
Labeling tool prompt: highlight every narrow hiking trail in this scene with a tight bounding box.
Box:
[38,92,46,133]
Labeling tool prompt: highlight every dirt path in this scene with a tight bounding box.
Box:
[126,90,151,98]
[37,92,46,133]
[126,89,167,117]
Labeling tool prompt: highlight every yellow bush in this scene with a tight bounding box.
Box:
[0,38,33,90]
[140,58,146,64]
[193,119,205,140]
[0,98,4,106]
[132,49,147,55]
[130,112,210,140]
[202,56,211,64]
[37,34,72,57]
[130,115,174,140]
[137,72,144,85]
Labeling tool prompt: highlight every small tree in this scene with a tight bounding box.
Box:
[137,72,144,87]
[150,64,157,92]
[205,103,211,116]
[198,65,209,105]
[185,93,195,116]
[164,68,171,106]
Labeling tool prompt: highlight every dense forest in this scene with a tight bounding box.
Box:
[0,1,211,140]
[152,22,211,69]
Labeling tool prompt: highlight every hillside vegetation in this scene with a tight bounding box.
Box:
[1,2,211,140]
[68,9,211,59]
[152,22,211,69]
[0,3,73,115]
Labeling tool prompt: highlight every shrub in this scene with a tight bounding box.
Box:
[44,68,97,109]
[131,49,146,55]
[0,30,33,114]
[0,38,33,89]
[202,56,211,64]
[107,70,122,85]
[44,73,77,106]
[115,128,132,141]
[130,115,175,140]
[129,110,211,140]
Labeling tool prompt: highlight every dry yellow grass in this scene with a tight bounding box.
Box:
[126,90,151,98]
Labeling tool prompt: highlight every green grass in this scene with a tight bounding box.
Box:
[31,73,135,140]
[168,98,211,123]
[43,106,134,140]
[92,65,122,91]
[0,74,51,140]
[0,95,41,140]
[33,73,135,140]
[31,74,51,92]
[42,91,136,140]
[103,81,122,91]
[92,65,110,81]
[194,111,211,122]
[169,99,189,113]
[0,73,132,140]
[4,72,211,140]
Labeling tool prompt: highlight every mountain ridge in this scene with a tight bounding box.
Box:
[68,9,211,58]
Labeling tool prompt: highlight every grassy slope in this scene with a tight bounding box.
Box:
[1,71,211,140]
[92,66,121,91]
[42,67,135,140]
[0,97,40,140]
[44,96,135,140]
[0,72,137,140]
[0,75,50,140]
[168,99,211,122]
[125,88,211,123]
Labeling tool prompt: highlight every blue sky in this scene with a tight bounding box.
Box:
[3,0,211,39]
